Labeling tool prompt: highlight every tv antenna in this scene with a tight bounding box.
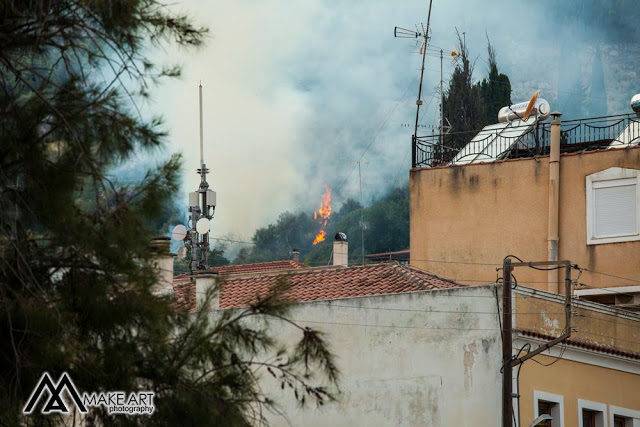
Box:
[394,0,434,141]
[171,83,217,273]
[349,160,369,265]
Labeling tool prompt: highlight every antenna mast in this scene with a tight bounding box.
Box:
[190,84,216,272]
[199,83,204,166]
[413,0,434,139]
[172,84,217,273]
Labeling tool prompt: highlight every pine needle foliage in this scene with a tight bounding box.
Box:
[0,1,338,425]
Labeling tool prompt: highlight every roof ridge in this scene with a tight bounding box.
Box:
[514,328,640,361]
[216,259,306,268]
[390,262,435,290]
[403,264,462,287]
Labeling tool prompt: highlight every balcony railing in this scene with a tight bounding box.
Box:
[412,113,640,168]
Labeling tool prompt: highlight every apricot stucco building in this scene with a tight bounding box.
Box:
[409,109,640,426]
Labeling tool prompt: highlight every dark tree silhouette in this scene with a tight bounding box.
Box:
[0,1,338,425]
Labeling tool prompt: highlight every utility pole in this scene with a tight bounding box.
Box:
[358,161,365,265]
[502,258,513,427]
[440,49,444,148]
[501,259,575,427]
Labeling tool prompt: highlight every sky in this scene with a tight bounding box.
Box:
[129,0,635,242]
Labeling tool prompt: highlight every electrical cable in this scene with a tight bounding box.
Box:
[580,267,640,285]
[529,343,567,367]
[333,74,418,202]
[513,343,531,427]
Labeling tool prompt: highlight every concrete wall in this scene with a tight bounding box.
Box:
[229,286,503,427]
[410,146,640,291]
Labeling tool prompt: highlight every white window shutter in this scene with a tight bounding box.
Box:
[594,183,637,237]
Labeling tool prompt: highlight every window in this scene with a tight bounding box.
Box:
[613,415,627,427]
[586,167,640,245]
[578,399,607,427]
[538,401,555,426]
[609,405,640,427]
[534,391,564,427]
[583,409,598,427]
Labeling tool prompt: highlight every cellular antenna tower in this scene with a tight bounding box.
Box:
[172,84,216,273]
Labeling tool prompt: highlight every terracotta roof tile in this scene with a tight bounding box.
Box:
[213,260,307,275]
[172,277,196,312]
[173,260,307,282]
[173,262,463,310]
[514,328,640,361]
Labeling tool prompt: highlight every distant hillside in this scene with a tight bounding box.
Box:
[233,185,409,266]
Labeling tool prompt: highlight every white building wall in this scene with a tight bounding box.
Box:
[252,285,503,426]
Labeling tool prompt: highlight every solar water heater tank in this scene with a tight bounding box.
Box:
[498,99,550,123]
[631,93,640,117]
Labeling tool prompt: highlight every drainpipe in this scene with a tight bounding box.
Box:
[548,112,562,293]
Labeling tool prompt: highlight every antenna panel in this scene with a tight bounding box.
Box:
[189,192,199,207]
[206,190,216,207]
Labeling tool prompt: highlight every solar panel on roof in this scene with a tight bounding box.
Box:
[451,117,537,165]
[609,119,640,148]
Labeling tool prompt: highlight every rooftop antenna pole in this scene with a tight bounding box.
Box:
[197,83,211,270]
[413,0,434,139]
[199,82,204,166]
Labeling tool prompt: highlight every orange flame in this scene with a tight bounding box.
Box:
[312,185,332,245]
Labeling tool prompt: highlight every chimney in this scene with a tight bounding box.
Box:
[333,232,348,267]
[195,272,219,311]
[150,236,174,296]
[291,248,300,263]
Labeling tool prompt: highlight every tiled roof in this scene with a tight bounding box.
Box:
[173,262,463,311]
[214,260,307,275]
[173,260,308,282]
[173,278,195,312]
[515,329,640,361]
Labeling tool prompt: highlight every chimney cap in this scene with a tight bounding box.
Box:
[335,232,347,242]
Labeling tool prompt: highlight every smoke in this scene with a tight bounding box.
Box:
[144,0,637,239]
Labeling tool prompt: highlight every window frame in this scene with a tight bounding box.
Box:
[586,167,640,245]
[578,399,608,427]
[534,390,565,427]
[609,405,640,427]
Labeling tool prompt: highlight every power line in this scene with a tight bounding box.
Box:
[209,236,254,245]
[333,75,418,202]
[580,267,640,285]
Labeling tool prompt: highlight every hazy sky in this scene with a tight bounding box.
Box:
[136,0,631,241]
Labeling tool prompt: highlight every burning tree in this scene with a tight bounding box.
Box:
[312,185,332,246]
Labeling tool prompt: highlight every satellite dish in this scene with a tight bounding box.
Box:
[177,246,187,260]
[522,90,540,121]
[172,224,188,241]
[196,217,210,234]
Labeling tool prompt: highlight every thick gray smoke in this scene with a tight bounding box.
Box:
[146,0,636,239]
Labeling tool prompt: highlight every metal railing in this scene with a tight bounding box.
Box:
[412,113,640,168]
